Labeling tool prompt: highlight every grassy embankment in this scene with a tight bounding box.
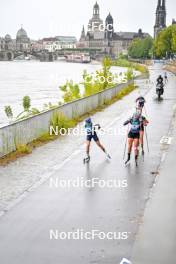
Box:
[112,58,149,75]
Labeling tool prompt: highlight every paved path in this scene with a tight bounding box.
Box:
[0,64,176,264]
[131,115,176,264]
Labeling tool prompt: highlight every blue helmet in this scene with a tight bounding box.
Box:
[85,118,92,124]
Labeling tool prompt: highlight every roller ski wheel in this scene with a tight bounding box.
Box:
[83,156,90,164]
[106,153,111,160]
[142,149,145,160]
[135,157,138,167]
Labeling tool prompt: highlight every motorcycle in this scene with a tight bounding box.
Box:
[156,82,164,100]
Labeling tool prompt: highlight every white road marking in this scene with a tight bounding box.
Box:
[120,258,132,264]
[160,136,172,145]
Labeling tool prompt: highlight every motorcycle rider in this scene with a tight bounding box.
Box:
[157,75,164,85]
[156,75,164,95]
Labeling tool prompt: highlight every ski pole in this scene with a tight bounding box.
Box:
[144,105,148,118]
[144,126,150,153]
[123,125,129,160]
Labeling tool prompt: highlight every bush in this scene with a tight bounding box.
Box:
[4,106,13,119]
[23,96,31,111]
[60,81,81,103]
[116,83,136,100]
[113,58,148,74]
[50,112,76,132]
[16,144,32,154]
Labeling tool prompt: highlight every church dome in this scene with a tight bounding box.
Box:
[5,34,12,41]
[16,27,28,39]
[94,1,99,9]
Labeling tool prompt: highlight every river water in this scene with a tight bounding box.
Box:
[0,60,128,127]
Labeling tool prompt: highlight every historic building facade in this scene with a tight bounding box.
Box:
[0,27,30,53]
[42,36,77,52]
[0,35,14,51]
[78,2,149,57]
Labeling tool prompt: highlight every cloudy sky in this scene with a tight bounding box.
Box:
[0,0,175,39]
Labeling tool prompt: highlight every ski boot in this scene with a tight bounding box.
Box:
[125,153,131,165]
[135,155,138,167]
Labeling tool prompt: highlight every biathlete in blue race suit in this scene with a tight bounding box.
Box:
[84,118,111,162]
[123,112,149,165]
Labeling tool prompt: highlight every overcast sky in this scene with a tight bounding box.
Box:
[0,0,175,40]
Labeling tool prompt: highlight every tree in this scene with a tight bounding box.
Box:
[154,25,176,58]
[82,57,115,97]
[128,37,154,59]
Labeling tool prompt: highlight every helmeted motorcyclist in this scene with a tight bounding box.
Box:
[157,75,164,85]
[156,75,164,95]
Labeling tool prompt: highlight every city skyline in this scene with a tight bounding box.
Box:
[0,0,175,39]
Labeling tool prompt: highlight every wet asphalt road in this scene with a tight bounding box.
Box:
[0,64,176,264]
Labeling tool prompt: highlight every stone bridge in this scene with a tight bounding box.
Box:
[0,50,14,61]
[0,49,102,61]
[0,50,58,62]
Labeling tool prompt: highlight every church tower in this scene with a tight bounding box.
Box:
[93,2,100,18]
[104,13,114,55]
[105,13,114,41]
[154,0,166,38]
[80,26,86,41]
[88,2,103,33]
